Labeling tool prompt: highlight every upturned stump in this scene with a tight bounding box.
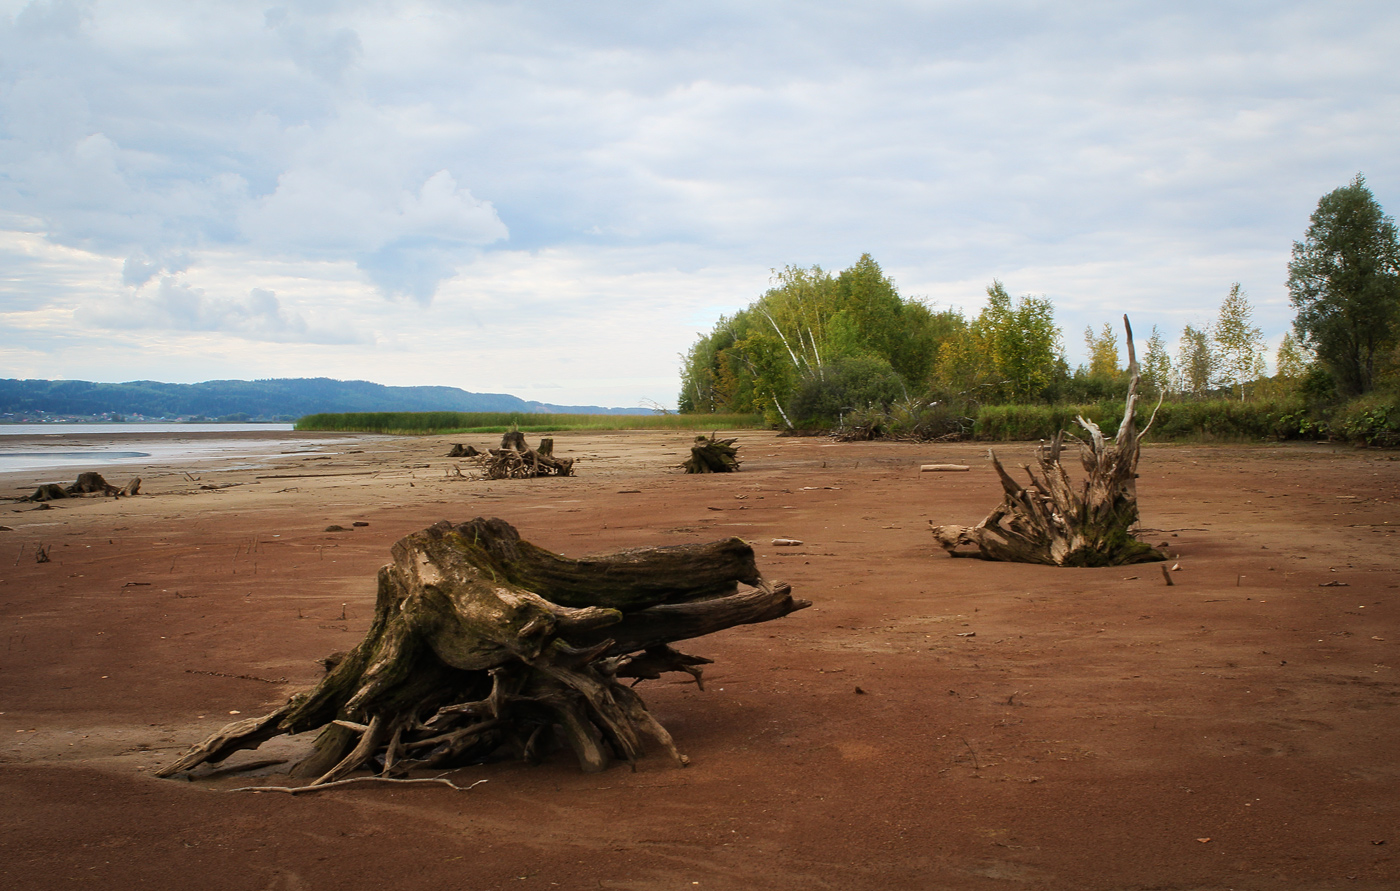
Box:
[159,518,808,784]
[684,434,740,473]
[929,316,1165,567]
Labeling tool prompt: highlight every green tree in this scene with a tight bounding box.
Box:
[1274,331,1311,381]
[1214,283,1267,400]
[1176,324,1218,397]
[1141,325,1173,396]
[678,254,963,426]
[1288,174,1400,396]
[1084,323,1121,378]
[934,281,1063,402]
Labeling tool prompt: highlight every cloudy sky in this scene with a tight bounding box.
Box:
[1,1,1396,408]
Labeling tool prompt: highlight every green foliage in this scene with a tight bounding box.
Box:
[788,356,908,428]
[1274,332,1311,382]
[1214,283,1267,400]
[934,281,1064,403]
[841,398,973,441]
[1331,392,1400,447]
[1288,173,1400,396]
[1176,324,1219,396]
[1084,323,1121,379]
[296,412,767,435]
[1142,326,1173,396]
[972,398,1312,443]
[678,254,962,427]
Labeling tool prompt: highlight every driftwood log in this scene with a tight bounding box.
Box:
[158,518,807,784]
[930,316,1164,567]
[485,433,573,479]
[684,434,740,473]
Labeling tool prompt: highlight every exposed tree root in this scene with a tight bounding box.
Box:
[930,316,1165,567]
[160,517,807,786]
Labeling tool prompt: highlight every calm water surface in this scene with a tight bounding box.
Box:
[0,423,362,476]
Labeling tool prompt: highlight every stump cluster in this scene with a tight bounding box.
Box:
[683,434,740,473]
[929,317,1164,567]
[159,518,807,784]
[485,432,574,479]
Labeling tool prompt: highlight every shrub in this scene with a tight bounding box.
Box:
[788,356,908,428]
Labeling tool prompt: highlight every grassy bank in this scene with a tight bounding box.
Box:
[295,411,766,435]
[973,398,1312,442]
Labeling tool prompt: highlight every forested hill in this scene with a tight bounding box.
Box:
[0,378,651,421]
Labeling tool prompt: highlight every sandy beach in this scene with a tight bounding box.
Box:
[1,429,1397,890]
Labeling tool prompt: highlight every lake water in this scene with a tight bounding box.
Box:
[0,423,366,477]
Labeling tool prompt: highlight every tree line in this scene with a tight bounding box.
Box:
[679,175,1400,442]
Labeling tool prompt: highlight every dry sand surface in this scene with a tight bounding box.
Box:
[1,429,1397,890]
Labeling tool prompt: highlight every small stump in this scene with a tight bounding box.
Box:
[684,434,740,473]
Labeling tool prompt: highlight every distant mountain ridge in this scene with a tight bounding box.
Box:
[0,378,654,421]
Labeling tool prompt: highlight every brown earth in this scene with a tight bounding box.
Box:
[0,429,1396,891]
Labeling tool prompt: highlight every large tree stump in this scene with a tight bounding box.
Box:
[158,518,807,783]
[684,434,740,473]
[486,433,573,478]
[929,316,1164,567]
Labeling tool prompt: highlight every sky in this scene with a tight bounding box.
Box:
[1,1,1397,409]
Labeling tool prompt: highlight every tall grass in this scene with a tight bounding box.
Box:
[295,411,766,435]
[973,398,1310,442]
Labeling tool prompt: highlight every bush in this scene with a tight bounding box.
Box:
[788,357,908,428]
[1332,393,1400,447]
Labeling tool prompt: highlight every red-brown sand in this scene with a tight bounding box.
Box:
[1,430,1396,890]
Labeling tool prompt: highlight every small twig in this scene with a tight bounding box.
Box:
[959,735,981,771]
[228,776,486,795]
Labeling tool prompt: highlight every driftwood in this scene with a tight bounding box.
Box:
[485,433,573,479]
[159,517,807,784]
[446,444,481,458]
[684,434,740,473]
[929,316,1164,567]
[24,471,137,501]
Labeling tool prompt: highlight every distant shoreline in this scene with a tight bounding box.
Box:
[0,426,376,481]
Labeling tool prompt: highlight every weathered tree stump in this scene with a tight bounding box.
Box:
[446,444,481,458]
[158,518,807,783]
[684,434,740,473]
[24,472,134,501]
[486,433,573,478]
[929,316,1164,567]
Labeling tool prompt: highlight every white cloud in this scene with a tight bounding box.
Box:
[79,276,368,345]
[0,0,1397,405]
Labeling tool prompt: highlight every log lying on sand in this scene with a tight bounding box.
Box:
[485,433,573,479]
[684,434,740,473]
[929,316,1165,567]
[159,517,808,783]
